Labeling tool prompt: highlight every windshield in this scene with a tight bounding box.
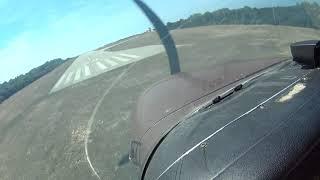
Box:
[0,0,319,179]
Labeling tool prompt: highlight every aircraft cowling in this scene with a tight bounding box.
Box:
[130,58,282,176]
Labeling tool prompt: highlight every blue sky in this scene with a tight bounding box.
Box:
[0,0,310,82]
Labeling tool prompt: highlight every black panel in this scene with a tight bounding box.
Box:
[144,62,320,180]
[291,40,320,67]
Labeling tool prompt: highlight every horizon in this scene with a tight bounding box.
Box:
[0,0,314,83]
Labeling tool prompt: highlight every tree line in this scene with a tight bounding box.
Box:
[167,2,320,30]
[0,58,67,103]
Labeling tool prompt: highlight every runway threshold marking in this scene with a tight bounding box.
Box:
[84,65,91,76]
[103,59,119,66]
[50,44,172,93]
[96,61,107,70]
[64,72,74,84]
[54,73,66,88]
[119,53,140,59]
[74,68,82,81]
[111,56,131,62]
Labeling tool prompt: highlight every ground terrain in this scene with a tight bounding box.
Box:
[0,25,319,180]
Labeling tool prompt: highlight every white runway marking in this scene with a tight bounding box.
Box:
[74,68,82,81]
[85,62,137,180]
[50,44,174,93]
[111,56,131,62]
[84,65,91,76]
[96,61,107,70]
[103,59,119,66]
[54,74,66,88]
[119,53,140,59]
[64,72,74,84]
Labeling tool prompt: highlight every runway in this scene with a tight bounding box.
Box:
[50,45,167,93]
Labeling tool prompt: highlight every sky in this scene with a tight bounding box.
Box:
[0,0,311,83]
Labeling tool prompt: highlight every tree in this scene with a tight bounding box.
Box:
[166,2,320,30]
[0,58,66,103]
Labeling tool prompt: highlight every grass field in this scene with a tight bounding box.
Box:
[0,25,319,180]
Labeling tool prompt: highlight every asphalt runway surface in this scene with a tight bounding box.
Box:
[0,25,320,180]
